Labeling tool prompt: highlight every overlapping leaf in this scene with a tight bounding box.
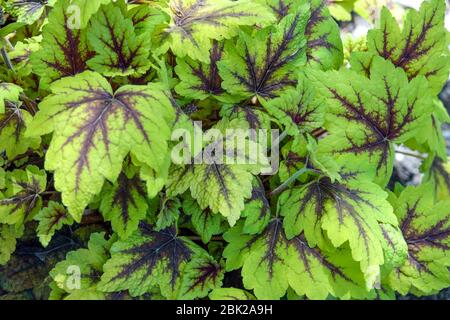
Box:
[0,82,22,113]
[218,6,308,100]
[27,71,174,221]
[6,0,55,24]
[35,201,74,247]
[87,3,152,77]
[310,57,432,186]
[31,0,93,85]
[279,174,397,287]
[387,184,450,295]
[99,224,222,299]
[99,166,148,240]
[158,0,275,62]
[224,219,368,299]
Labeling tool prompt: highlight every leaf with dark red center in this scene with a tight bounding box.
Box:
[175,40,231,101]
[35,201,73,247]
[241,178,271,235]
[87,3,152,77]
[279,174,397,287]
[0,82,22,113]
[260,0,343,70]
[310,56,432,186]
[6,0,55,25]
[0,165,46,226]
[364,0,449,96]
[387,183,450,295]
[157,0,275,63]
[26,71,174,221]
[177,256,224,299]
[219,104,273,130]
[261,74,324,135]
[99,165,149,239]
[99,224,215,299]
[224,219,368,299]
[218,7,308,101]
[30,0,93,86]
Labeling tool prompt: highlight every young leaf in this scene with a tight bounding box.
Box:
[224,219,368,299]
[87,3,151,77]
[279,175,397,287]
[387,183,450,295]
[0,166,46,225]
[261,75,324,135]
[310,57,432,186]
[159,0,275,62]
[365,0,450,95]
[99,167,148,240]
[156,197,180,231]
[30,0,93,85]
[99,224,216,299]
[27,71,174,221]
[218,7,308,100]
[35,201,74,247]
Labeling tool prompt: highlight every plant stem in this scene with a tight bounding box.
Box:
[269,166,312,197]
[1,46,13,70]
[395,150,426,160]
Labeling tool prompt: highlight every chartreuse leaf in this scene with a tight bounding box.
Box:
[310,57,432,186]
[69,0,112,28]
[209,287,255,300]
[0,166,46,226]
[27,71,174,222]
[99,165,148,240]
[99,224,222,299]
[327,0,356,21]
[224,219,368,299]
[354,0,404,25]
[241,178,271,235]
[158,0,275,63]
[259,0,343,70]
[6,0,56,24]
[35,201,74,247]
[378,223,408,276]
[365,0,450,96]
[218,6,308,100]
[50,232,114,299]
[87,2,151,77]
[387,183,450,295]
[424,156,450,201]
[0,82,22,113]
[279,174,397,287]
[30,0,93,86]
[127,4,167,37]
[261,74,324,136]
[175,40,230,101]
[183,195,222,244]
[0,223,24,265]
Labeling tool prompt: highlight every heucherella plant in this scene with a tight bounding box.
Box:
[0,0,449,301]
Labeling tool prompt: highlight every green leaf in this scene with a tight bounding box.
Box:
[27,71,174,222]
[30,0,93,86]
[279,174,397,287]
[156,197,180,231]
[87,3,152,77]
[183,195,222,243]
[50,232,113,296]
[35,201,74,247]
[0,82,22,113]
[387,183,450,295]
[241,178,271,235]
[424,156,450,201]
[174,40,230,101]
[365,0,450,95]
[218,7,308,100]
[99,224,217,299]
[0,166,46,226]
[224,219,368,299]
[261,74,324,135]
[310,57,432,186]
[327,0,356,21]
[209,287,255,300]
[0,223,23,265]
[6,0,56,24]
[99,166,148,240]
[69,0,112,28]
[158,0,275,62]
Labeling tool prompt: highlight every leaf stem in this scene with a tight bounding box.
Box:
[395,150,426,160]
[1,46,13,70]
[269,165,313,197]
